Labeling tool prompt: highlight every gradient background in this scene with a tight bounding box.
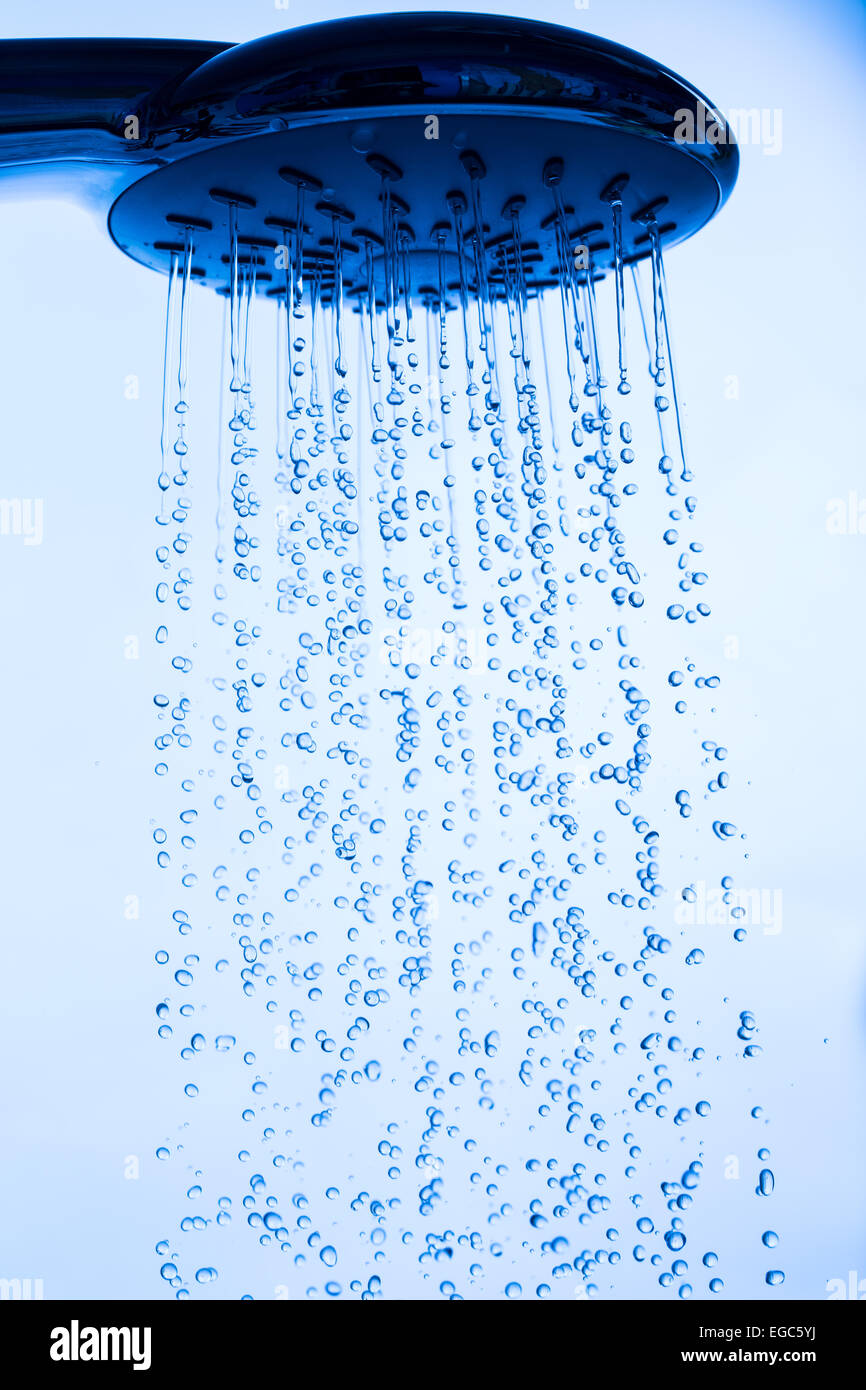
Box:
[0,0,864,1299]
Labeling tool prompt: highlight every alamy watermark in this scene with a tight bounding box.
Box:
[826,1270,866,1300]
[826,492,866,536]
[674,100,782,156]
[380,624,491,677]
[0,497,43,545]
[675,881,782,935]
[50,1322,151,1371]
[0,1276,43,1300]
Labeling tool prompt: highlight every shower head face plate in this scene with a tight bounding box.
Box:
[108,13,737,297]
[109,110,724,299]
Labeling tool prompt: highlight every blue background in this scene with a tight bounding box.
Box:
[0,0,864,1300]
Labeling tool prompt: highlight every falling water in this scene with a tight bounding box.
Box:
[150,192,779,1301]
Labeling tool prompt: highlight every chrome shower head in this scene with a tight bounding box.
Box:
[0,14,738,301]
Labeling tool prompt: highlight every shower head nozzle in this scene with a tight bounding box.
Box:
[0,15,737,300]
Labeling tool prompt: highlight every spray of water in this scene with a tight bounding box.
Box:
[150,195,779,1301]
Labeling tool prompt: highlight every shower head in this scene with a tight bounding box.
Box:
[0,13,737,300]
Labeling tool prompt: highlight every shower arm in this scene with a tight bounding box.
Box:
[0,38,231,210]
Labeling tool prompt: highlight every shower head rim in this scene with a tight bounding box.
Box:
[108,108,728,299]
[144,12,737,212]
